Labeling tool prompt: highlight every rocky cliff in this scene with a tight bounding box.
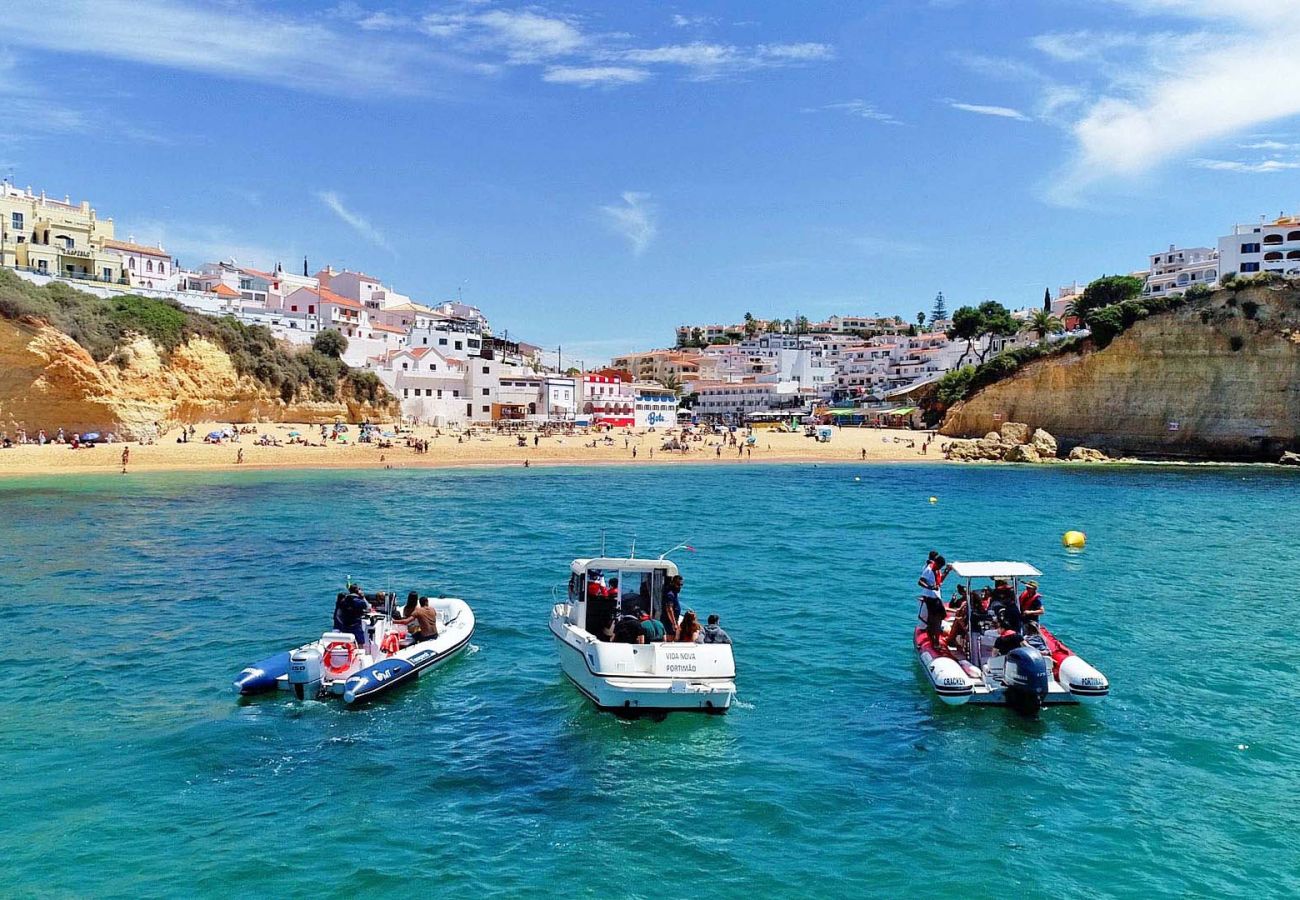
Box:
[941,284,1300,460]
[0,317,390,436]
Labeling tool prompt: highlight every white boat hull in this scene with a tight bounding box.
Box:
[550,619,735,716]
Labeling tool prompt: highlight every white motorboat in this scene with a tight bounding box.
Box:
[550,557,736,717]
[233,593,474,704]
[915,561,1109,712]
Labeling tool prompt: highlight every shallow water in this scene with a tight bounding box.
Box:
[1,463,1297,898]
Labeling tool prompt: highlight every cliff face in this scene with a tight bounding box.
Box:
[941,285,1300,460]
[0,318,390,436]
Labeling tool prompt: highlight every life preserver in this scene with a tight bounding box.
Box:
[380,633,401,656]
[322,640,355,674]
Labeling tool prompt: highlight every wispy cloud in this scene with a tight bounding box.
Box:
[1192,158,1300,174]
[804,99,902,125]
[599,192,657,256]
[3,0,445,98]
[945,100,1032,121]
[316,191,393,254]
[543,65,650,87]
[1039,3,1300,202]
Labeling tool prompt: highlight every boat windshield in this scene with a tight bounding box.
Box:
[579,566,667,638]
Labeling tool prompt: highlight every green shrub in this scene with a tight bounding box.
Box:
[312,328,348,358]
[1086,304,1125,348]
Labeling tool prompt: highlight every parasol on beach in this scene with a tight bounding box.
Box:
[82,432,101,441]
[288,430,301,437]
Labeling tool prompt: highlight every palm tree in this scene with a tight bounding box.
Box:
[1022,308,1063,342]
[743,312,757,336]
[657,374,682,395]
[916,311,927,331]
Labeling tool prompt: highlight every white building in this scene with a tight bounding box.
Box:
[1144,245,1219,296]
[372,347,467,424]
[102,238,178,290]
[632,382,678,429]
[1218,214,1300,279]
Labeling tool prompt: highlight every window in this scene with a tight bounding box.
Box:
[422,337,428,345]
[437,389,443,398]
[36,260,47,272]
[403,388,409,397]
[308,305,315,314]
[429,364,436,371]
[482,388,490,396]
[482,405,490,413]
[402,363,409,370]
[1241,262,1260,273]
[159,262,166,274]
[453,390,460,397]
[1241,243,1261,254]
[1263,234,1284,245]
[482,366,490,374]
[290,305,298,312]
[468,339,480,348]
[414,389,422,396]
[455,341,463,350]
[11,212,22,231]
[146,260,154,272]
[129,257,135,269]
[439,338,447,345]
[239,278,252,289]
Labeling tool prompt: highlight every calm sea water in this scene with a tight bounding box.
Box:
[1,462,1297,898]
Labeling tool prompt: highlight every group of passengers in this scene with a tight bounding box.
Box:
[918,551,1044,659]
[332,585,440,650]
[585,572,731,645]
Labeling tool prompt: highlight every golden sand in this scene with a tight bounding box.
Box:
[0,423,947,477]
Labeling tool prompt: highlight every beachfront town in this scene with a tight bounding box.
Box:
[3,177,1299,430]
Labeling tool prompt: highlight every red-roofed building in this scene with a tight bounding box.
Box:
[102,237,178,290]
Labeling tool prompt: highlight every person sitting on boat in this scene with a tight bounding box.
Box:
[394,592,421,642]
[410,597,439,642]
[613,615,644,643]
[1018,581,1044,624]
[701,613,731,644]
[676,609,702,643]
[660,575,682,641]
[917,554,949,647]
[990,579,1016,610]
[992,608,1025,657]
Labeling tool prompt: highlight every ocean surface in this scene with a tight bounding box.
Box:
[1,462,1297,899]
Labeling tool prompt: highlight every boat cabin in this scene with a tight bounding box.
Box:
[946,561,1042,666]
[566,557,679,639]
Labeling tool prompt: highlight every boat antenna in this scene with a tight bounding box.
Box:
[658,540,696,560]
[630,534,636,558]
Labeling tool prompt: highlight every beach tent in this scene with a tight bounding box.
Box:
[206,431,224,441]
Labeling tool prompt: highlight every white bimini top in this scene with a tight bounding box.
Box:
[949,561,1042,579]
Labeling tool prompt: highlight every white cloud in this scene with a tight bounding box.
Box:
[671,14,716,28]
[1042,3,1300,202]
[609,41,832,78]
[804,100,902,125]
[2,0,441,97]
[599,192,657,255]
[946,100,1032,121]
[543,66,650,86]
[475,9,586,62]
[316,191,393,254]
[1238,140,1300,151]
[1192,158,1300,174]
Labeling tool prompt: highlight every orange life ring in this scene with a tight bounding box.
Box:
[322,640,355,674]
[380,633,401,656]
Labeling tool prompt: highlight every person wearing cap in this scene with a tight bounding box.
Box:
[917,553,950,648]
[1018,581,1044,624]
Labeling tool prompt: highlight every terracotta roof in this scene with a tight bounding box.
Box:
[371,323,408,335]
[406,347,432,359]
[237,266,273,279]
[315,287,362,310]
[210,283,241,298]
[102,238,169,257]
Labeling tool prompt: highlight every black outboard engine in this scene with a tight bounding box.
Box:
[1003,645,1050,714]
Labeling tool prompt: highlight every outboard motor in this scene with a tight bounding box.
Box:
[1003,645,1049,714]
[288,646,324,700]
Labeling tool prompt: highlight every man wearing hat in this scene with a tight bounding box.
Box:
[1018,581,1044,624]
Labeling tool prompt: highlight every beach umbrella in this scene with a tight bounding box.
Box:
[288,430,301,437]
[82,432,101,441]
[207,431,223,440]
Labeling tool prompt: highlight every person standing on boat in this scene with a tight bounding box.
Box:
[917,554,950,647]
[335,585,370,648]
[660,575,682,641]
[1018,581,1044,624]
[702,613,731,644]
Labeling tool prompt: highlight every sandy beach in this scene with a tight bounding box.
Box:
[0,423,946,477]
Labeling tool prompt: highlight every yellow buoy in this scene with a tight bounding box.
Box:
[1063,530,1086,548]
[928,496,938,504]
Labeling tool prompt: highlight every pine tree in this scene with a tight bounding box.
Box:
[1043,287,1052,312]
[930,291,948,324]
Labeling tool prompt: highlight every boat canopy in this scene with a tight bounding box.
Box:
[571,557,681,577]
[949,561,1042,579]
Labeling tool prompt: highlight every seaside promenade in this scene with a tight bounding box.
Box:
[0,424,941,476]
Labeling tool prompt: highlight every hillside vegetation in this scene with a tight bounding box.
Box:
[0,269,385,406]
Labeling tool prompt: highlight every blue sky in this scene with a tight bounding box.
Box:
[4,1,1300,361]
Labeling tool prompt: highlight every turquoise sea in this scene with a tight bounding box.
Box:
[1,463,1297,898]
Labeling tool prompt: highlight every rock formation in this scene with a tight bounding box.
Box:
[941,284,1300,461]
[0,318,392,436]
